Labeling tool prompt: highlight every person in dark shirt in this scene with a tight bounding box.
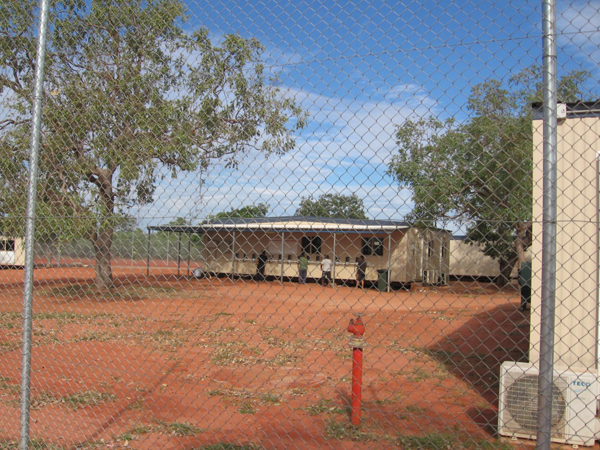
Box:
[256,251,268,281]
[518,261,532,311]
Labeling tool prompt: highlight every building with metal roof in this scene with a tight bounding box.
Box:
[148,216,451,290]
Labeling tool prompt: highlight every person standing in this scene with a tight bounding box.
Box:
[320,255,332,286]
[298,253,309,284]
[356,255,367,289]
[256,250,268,281]
[518,260,532,311]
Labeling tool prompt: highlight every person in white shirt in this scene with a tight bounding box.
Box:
[320,255,332,286]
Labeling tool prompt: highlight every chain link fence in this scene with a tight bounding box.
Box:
[1,0,600,448]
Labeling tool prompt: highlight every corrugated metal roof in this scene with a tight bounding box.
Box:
[148,216,411,233]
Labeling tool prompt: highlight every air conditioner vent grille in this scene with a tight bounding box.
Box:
[505,374,567,434]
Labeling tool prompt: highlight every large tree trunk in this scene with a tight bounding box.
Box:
[514,221,532,266]
[93,226,114,289]
[496,255,518,287]
[90,168,116,290]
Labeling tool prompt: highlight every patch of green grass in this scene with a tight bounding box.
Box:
[61,391,117,408]
[303,399,346,416]
[265,353,299,367]
[215,312,233,316]
[324,420,380,442]
[407,367,431,382]
[258,393,281,404]
[126,397,145,410]
[0,439,66,449]
[41,284,178,301]
[193,444,263,450]
[403,404,425,415]
[0,342,21,352]
[123,424,153,436]
[238,402,255,414]
[157,421,203,436]
[121,421,202,438]
[0,377,19,395]
[29,390,116,409]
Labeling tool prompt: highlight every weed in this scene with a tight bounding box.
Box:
[0,378,19,395]
[29,390,116,409]
[61,391,117,408]
[193,444,263,450]
[208,389,223,397]
[125,424,153,435]
[157,421,203,436]
[303,399,346,416]
[324,420,380,442]
[238,402,255,414]
[259,393,281,404]
[126,397,146,410]
[407,367,431,382]
[122,421,202,438]
[403,404,425,415]
[0,439,65,449]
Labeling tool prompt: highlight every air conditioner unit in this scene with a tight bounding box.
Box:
[423,270,438,285]
[498,361,599,446]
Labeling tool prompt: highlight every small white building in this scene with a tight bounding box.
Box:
[0,236,25,267]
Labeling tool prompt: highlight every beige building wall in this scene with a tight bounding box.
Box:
[449,240,529,279]
[530,114,599,372]
[202,228,449,285]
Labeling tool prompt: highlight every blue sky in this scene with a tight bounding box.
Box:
[137,0,600,229]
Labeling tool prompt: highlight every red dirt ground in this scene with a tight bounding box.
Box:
[0,264,587,449]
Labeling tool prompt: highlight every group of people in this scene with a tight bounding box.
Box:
[258,251,367,288]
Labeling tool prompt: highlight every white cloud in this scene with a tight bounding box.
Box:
[558,0,600,65]
[136,82,439,227]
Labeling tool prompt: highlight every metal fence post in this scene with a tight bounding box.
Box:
[19,0,51,448]
[537,0,558,448]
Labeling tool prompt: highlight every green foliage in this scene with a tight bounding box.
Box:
[211,203,269,220]
[0,0,305,287]
[295,193,368,219]
[388,66,591,284]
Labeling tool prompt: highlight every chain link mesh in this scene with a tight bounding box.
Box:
[1,0,599,448]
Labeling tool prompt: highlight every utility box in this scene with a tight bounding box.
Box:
[376,269,388,292]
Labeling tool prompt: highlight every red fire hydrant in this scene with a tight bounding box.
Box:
[347,314,366,426]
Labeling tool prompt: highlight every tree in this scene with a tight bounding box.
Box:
[295,194,368,219]
[388,67,590,286]
[212,203,269,220]
[0,0,306,288]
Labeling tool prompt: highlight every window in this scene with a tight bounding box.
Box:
[427,241,434,258]
[0,240,15,252]
[362,237,384,256]
[301,236,322,255]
